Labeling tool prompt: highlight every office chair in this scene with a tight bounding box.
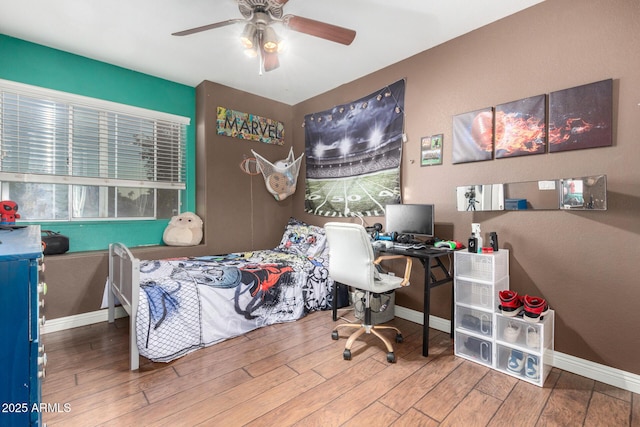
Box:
[324,222,412,363]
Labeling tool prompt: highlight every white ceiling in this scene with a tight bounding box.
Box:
[0,0,543,105]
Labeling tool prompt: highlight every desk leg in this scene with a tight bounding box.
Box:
[451,283,454,338]
[332,281,339,321]
[423,261,432,357]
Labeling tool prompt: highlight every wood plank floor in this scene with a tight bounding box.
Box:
[41,308,640,426]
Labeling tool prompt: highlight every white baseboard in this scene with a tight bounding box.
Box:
[41,307,127,334]
[394,305,640,394]
[395,304,451,333]
[42,306,640,394]
[551,351,640,394]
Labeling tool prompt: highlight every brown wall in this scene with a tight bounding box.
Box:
[43,0,639,377]
[42,245,212,321]
[292,0,640,375]
[195,81,295,253]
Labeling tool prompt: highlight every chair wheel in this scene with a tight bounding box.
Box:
[387,352,396,363]
[343,349,352,360]
[331,331,339,340]
[395,334,403,343]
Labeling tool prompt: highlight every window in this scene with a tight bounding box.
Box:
[0,79,189,221]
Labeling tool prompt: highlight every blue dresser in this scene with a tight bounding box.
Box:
[0,225,45,426]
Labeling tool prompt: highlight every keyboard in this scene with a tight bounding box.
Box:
[392,242,427,250]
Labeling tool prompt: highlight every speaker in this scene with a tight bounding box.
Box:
[468,237,477,253]
[489,232,499,251]
[41,230,69,255]
[333,283,350,309]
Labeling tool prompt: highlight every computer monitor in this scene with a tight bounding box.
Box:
[384,203,435,237]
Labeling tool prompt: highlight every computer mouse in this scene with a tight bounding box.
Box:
[435,241,456,249]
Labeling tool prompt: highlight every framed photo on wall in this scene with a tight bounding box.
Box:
[495,94,546,158]
[420,134,443,166]
[452,107,494,164]
[548,79,613,153]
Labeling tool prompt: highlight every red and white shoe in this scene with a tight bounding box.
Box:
[499,290,523,317]
[523,295,549,323]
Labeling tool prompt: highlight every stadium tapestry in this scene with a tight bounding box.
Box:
[304,79,405,217]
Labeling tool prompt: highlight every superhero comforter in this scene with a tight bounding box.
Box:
[136,249,333,363]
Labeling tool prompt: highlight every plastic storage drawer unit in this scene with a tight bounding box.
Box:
[455,331,493,366]
[455,276,509,311]
[456,306,494,338]
[454,250,509,283]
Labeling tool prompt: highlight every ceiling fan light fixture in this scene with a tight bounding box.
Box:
[262,26,280,53]
[244,46,258,58]
[172,0,356,74]
[240,23,257,49]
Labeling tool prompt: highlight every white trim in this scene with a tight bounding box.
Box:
[394,305,640,394]
[0,78,191,125]
[42,305,640,394]
[0,172,186,190]
[41,306,127,334]
[551,351,640,394]
[394,304,451,333]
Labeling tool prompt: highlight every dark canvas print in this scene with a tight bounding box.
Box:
[495,94,546,158]
[549,79,613,153]
[452,108,494,164]
[304,80,405,217]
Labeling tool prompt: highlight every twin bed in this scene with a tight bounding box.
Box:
[107,218,334,370]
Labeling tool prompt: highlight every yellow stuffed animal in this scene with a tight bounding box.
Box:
[163,212,203,246]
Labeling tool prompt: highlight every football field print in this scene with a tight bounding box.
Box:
[304,80,405,216]
[305,169,400,217]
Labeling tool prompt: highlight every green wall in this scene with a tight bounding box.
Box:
[0,34,197,251]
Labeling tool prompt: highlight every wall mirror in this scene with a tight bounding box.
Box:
[456,184,504,211]
[560,175,607,210]
[456,175,606,211]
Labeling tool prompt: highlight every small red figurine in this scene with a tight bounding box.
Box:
[0,200,20,225]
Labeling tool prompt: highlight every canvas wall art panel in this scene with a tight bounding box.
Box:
[495,94,546,158]
[452,108,494,164]
[548,79,613,153]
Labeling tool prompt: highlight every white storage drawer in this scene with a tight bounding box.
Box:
[494,310,554,386]
[455,276,509,311]
[453,248,555,387]
[495,310,554,353]
[495,343,552,386]
[454,250,509,282]
[455,305,494,338]
[454,331,493,367]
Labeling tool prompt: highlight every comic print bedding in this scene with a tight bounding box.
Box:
[136,218,333,363]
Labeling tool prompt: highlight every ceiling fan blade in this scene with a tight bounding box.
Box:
[271,0,290,5]
[282,15,356,45]
[172,18,244,36]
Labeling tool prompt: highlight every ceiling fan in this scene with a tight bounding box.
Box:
[172,0,356,73]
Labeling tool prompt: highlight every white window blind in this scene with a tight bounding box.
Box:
[0,79,189,189]
[0,79,190,221]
